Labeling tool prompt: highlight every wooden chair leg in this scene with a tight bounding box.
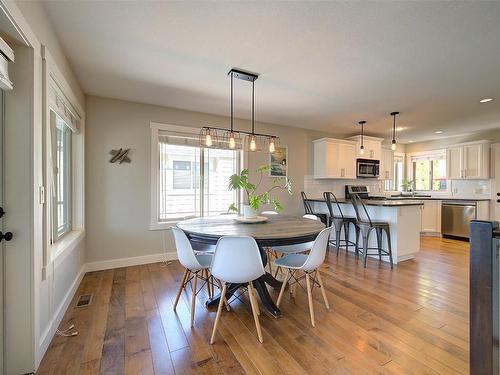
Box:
[305,272,315,327]
[210,283,226,344]
[248,283,263,343]
[249,284,260,315]
[190,271,198,327]
[316,270,330,310]
[216,278,231,311]
[276,268,290,308]
[173,268,189,310]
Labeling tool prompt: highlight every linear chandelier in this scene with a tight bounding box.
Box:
[199,68,279,153]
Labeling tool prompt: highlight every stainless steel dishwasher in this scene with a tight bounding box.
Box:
[441,201,477,239]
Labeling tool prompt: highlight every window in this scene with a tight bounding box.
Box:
[410,151,447,191]
[52,111,72,239]
[384,154,404,191]
[153,124,241,223]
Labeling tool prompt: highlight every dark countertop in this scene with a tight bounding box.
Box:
[386,196,490,202]
[306,198,424,207]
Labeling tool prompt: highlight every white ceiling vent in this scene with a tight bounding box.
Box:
[0,36,14,91]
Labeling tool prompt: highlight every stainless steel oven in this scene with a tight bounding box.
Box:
[356,159,380,178]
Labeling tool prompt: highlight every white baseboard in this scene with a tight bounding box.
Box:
[37,266,85,366]
[85,251,178,272]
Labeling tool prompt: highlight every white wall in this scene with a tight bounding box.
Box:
[85,95,331,264]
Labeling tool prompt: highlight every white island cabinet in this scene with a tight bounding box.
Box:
[310,199,423,264]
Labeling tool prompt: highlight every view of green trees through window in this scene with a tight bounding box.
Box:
[412,157,447,191]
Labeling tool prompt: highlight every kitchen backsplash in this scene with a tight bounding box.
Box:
[303,175,493,199]
[303,175,385,199]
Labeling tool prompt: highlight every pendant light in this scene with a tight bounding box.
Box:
[390,111,399,151]
[358,120,366,155]
[199,68,279,153]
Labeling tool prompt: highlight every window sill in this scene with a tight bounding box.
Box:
[150,222,178,231]
[51,229,85,262]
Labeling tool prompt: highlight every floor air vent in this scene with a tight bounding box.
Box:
[75,293,93,308]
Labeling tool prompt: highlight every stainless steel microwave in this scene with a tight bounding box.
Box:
[357,158,380,178]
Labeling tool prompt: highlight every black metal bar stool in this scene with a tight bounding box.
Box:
[323,192,359,255]
[350,194,393,269]
[301,191,328,226]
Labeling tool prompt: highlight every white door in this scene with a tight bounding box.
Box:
[464,144,482,179]
[0,88,4,375]
[446,146,463,179]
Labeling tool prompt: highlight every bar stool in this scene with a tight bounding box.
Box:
[323,192,359,256]
[301,191,328,226]
[350,194,394,269]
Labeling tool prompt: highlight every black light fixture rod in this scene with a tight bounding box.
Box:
[359,120,366,147]
[230,71,234,132]
[390,111,399,142]
[201,126,277,139]
[251,80,255,134]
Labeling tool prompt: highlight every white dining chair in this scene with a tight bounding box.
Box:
[274,226,331,327]
[171,227,214,326]
[272,214,321,276]
[210,236,265,344]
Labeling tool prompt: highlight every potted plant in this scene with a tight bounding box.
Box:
[400,179,415,195]
[228,165,292,219]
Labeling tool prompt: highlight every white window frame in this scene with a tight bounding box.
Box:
[406,149,450,194]
[42,46,85,270]
[52,113,72,240]
[150,122,242,229]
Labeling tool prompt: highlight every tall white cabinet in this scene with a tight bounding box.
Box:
[313,138,357,179]
[446,140,490,179]
[379,148,394,180]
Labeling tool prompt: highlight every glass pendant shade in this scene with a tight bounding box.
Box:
[268,137,276,153]
[249,135,257,151]
[391,140,397,151]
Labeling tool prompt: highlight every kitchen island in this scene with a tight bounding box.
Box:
[307,198,424,264]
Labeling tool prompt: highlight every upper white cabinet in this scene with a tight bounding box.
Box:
[446,140,490,179]
[313,138,356,179]
[379,148,394,180]
[348,135,383,160]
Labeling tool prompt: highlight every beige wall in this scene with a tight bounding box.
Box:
[85,95,331,263]
[14,0,84,105]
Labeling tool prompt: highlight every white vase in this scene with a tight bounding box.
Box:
[243,204,258,219]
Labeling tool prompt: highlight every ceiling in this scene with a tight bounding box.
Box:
[42,1,500,143]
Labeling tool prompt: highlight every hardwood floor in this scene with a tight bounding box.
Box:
[37,237,469,374]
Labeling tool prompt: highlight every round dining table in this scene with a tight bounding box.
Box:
[176,214,325,318]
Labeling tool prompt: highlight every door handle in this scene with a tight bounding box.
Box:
[0,207,4,218]
[0,231,13,242]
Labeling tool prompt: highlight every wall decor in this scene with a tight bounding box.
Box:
[269,145,287,177]
[109,148,131,163]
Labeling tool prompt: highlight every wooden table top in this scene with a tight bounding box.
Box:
[176,214,325,241]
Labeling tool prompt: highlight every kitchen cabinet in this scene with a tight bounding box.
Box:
[313,138,357,179]
[348,135,383,160]
[379,148,394,180]
[420,200,441,234]
[446,140,490,179]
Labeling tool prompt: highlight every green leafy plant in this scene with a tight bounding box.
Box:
[228,165,292,213]
[400,179,414,192]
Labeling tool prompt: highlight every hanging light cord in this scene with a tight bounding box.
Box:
[392,113,396,142]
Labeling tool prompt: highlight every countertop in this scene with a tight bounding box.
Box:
[385,196,490,202]
[306,197,424,207]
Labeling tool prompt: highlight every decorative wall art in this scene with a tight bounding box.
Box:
[269,145,287,177]
[109,148,131,163]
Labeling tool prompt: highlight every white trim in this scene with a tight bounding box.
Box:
[50,230,85,263]
[37,266,85,365]
[85,252,178,272]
